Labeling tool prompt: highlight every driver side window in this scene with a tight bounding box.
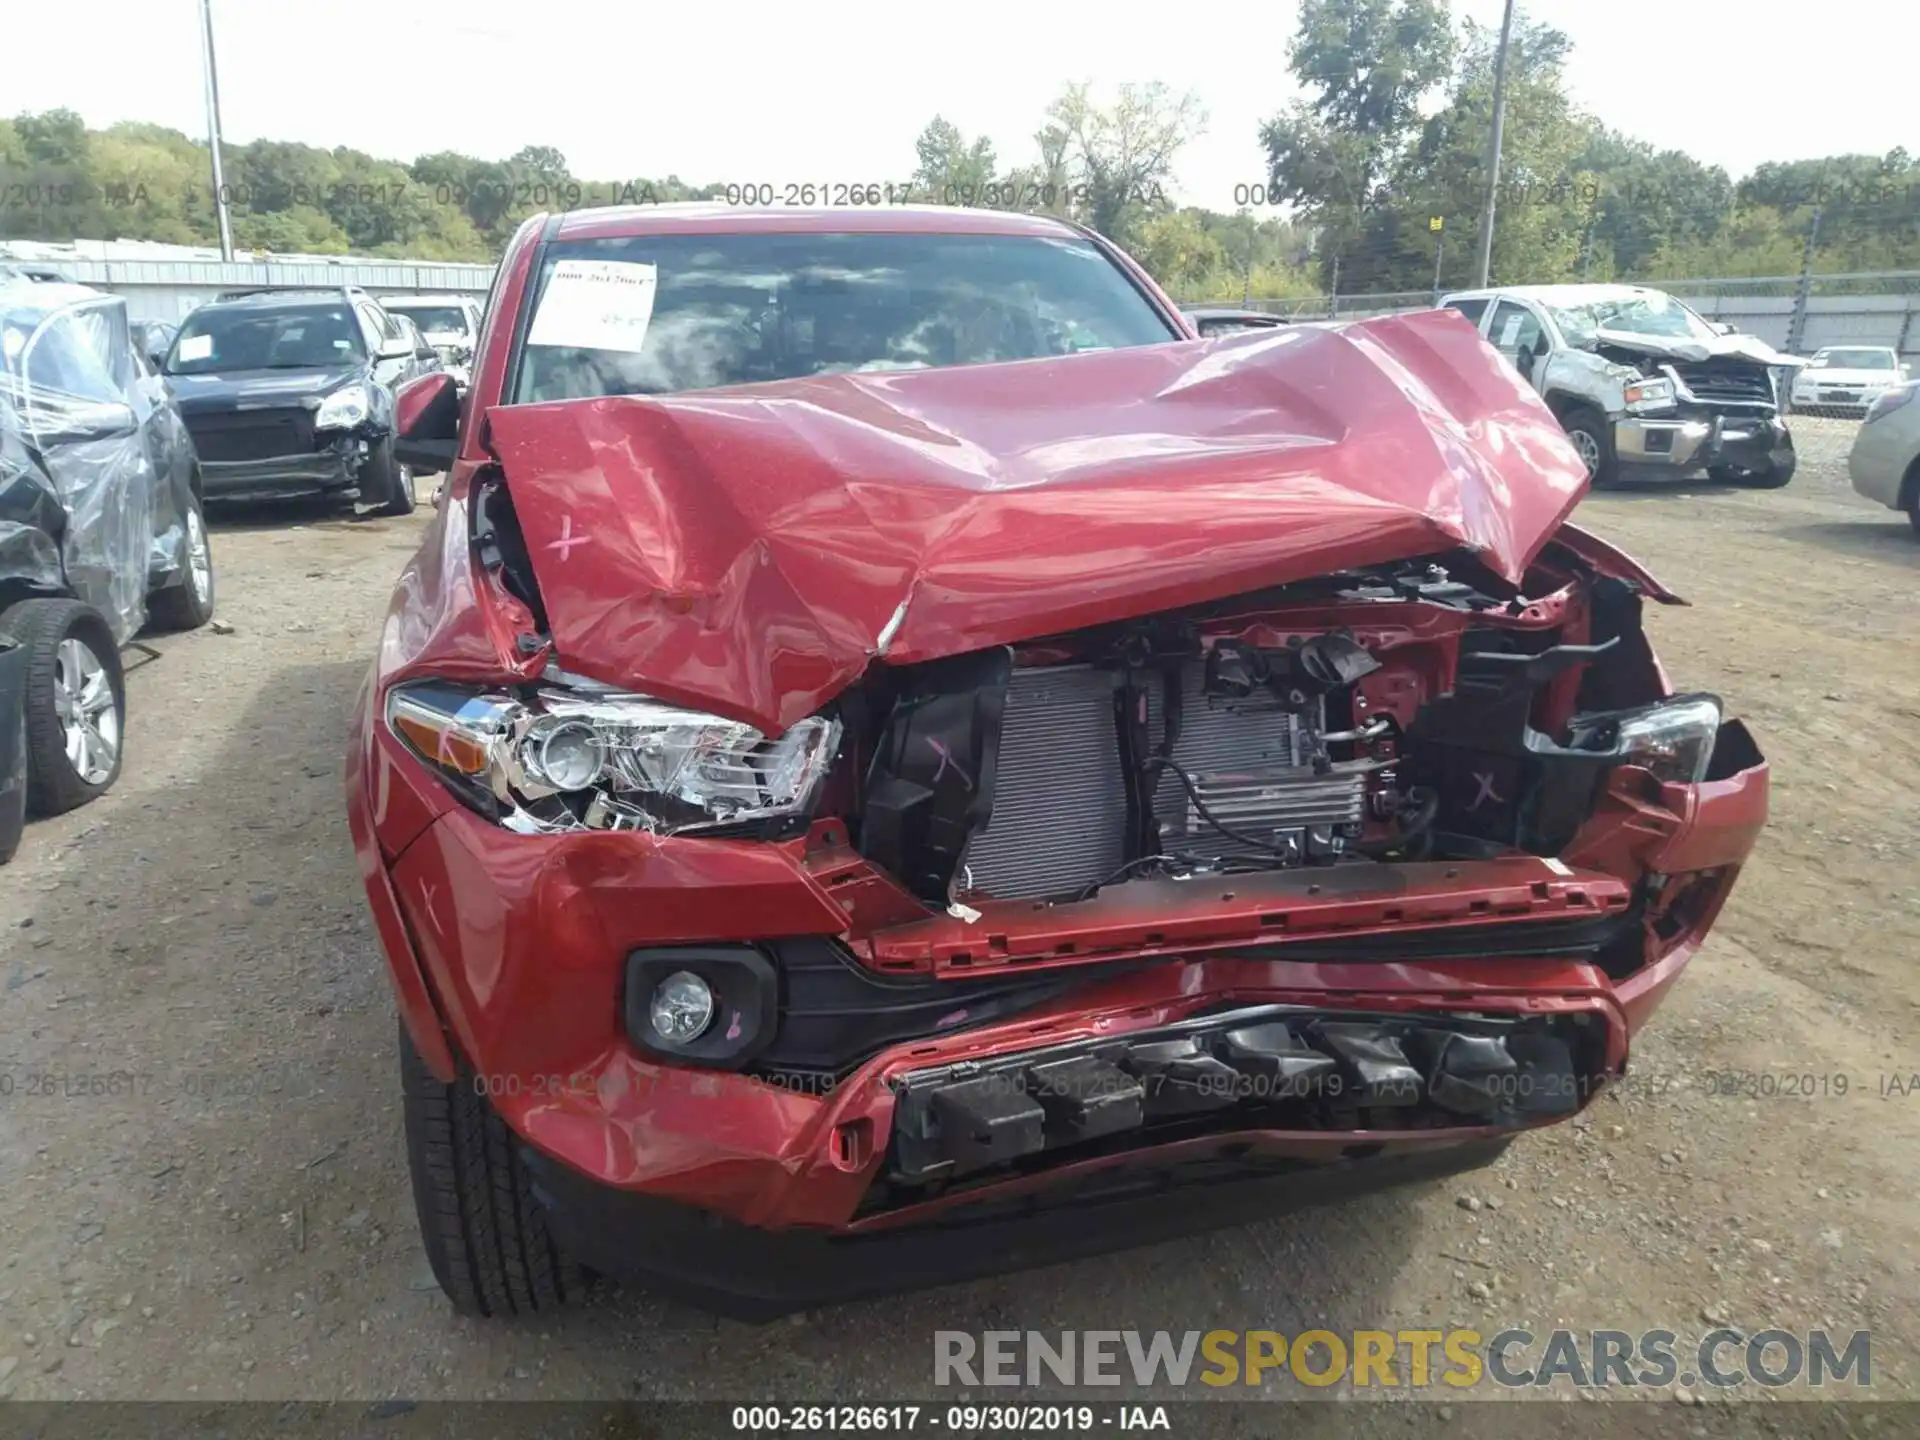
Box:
[1488,299,1545,375]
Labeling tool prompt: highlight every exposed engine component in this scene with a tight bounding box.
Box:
[882,640,1387,904]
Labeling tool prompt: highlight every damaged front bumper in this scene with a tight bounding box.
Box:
[352,698,1764,1313]
[1615,412,1792,477]
[199,434,364,501]
[507,980,1617,1317]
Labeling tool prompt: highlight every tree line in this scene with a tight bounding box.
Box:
[3,0,1914,298]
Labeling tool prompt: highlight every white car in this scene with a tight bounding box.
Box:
[1438,284,1803,488]
[376,294,482,393]
[1790,345,1910,418]
[1848,382,1920,535]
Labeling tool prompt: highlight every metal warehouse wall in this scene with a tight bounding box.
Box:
[1674,292,1920,369]
[1,244,495,323]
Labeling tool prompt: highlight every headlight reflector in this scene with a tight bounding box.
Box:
[1568,693,1722,785]
[385,680,840,834]
[314,384,371,430]
[1622,378,1676,412]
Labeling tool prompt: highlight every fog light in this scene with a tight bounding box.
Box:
[649,971,714,1043]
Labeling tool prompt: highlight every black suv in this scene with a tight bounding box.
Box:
[161,287,440,514]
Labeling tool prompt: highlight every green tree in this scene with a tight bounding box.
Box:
[1043,82,1205,246]
[1259,0,1455,291]
[911,117,997,202]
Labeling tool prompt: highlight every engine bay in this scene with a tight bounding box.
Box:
[839,548,1705,912]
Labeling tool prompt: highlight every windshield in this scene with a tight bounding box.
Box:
[387,304,469,336]
[166,303,366,374]
[511,230,1179,403]
[1546,291,1717,346]
[1813,348,1895,370]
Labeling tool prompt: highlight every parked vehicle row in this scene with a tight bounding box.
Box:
[162,286,444,514]
[0,277,485,865]
[0,276,216,862]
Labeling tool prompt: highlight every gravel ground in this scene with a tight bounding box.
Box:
[0,417,1915,1426]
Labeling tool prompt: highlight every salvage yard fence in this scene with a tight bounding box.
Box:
[8,239,1918,370]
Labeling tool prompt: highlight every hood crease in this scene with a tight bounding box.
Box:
[485,309,1590,733]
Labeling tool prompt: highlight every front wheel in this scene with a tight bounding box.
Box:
[1560,404,1618,489]
[0,599,126,817]
[146,491,217,632]
[1710,454,1796,489]
[359,436,417,518]
[399,1020,586,1316]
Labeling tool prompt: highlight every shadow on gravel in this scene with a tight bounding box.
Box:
[1775,519,1920,567]
[203,496,362,534]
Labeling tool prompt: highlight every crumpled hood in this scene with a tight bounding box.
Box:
[485,308,1589,732]
[1592,328,1806,368]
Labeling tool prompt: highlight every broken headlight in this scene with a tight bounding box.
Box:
[385,679,840,835]
[1622,378,1676,413]
[1566,693,1722,785]
[314,384,371,430]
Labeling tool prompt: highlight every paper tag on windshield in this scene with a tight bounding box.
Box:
[177,334,212,362]
[526,260,658,353]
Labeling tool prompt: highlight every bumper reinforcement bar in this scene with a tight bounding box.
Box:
[888,1002,1597,1182]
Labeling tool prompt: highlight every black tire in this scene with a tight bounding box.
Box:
[1906,503,1920,539]
[361,436,416,518]
[145,490,217,632]
[399,1019,586,1317]
[1710,455,1796,489]
[1560,404,1618,488]
[0,599,126,818]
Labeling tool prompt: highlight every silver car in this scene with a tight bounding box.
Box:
[1847,381,1920,536]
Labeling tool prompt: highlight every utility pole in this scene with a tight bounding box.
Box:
[199,0,235,261]
[1430,215,1445,299]
[1472,0,1517,288]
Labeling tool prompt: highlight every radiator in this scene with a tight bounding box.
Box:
[958,662,1369,902]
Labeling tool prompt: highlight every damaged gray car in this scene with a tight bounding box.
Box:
[0,278,216,847]
[1441,283,1804,489]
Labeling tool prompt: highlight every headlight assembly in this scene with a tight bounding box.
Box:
[1565,693,1722,785]
[385,679,841,836]
[314,384,371,430]
[1622,378,1676,413]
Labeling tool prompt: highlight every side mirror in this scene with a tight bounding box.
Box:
[1710,321,1736,336]
[378,337,415,360]
[30,399,140,445]
[393,371,461,473]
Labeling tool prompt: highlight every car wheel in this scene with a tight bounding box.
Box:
[360,436,417,518]
[1907,503,1920,539]
[0,599,126,817]
[1560,405,1617,488]
[1710,455,1796,489]
[399,1019,586,1316]
[145,491,217,632]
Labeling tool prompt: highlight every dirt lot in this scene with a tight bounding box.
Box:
[1,416,1916,1422]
